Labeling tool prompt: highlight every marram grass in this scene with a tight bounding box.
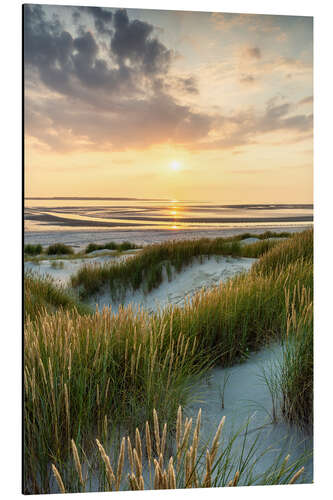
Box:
[49,407,308,494]
[23,229,313,493]
[24,271,92,321]
[70,233,286,298]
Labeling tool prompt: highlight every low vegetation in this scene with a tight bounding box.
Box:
[49,407,307,494]
[85,241,140,253]
[71,233,288,298]
[24,243,43,255]
[24,272,91,321]
[46,243,74,255]
[23,229,313,493]
[279,289,313,428]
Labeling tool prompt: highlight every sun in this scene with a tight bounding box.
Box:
[170,160,181,171]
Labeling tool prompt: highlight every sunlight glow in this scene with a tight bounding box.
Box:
[170,161,181,171]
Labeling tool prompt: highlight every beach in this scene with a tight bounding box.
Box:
[24,229,313,491]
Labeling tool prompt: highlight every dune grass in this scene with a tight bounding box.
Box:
[279,288,313,427]
[85,241,140,254]
[24,303,209,492]
[24,243,43,255]
[23,229,313,493]
[46,242,74,255]
[48,407,308,494]
[24,272,91,321]
[70,234,286,299]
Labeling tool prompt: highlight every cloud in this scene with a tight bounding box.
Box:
[196,100,313,151]
[111,9,171,75]
[25,91,214,153]
[88,7,113,35]
[239,74,256,85]
[298,96,313,106]
[245,47,261,59]
[24,5,312,155]
[24,5,214,152]
[72,6,113,35]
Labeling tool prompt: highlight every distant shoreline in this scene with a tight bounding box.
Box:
[25,212,313,228]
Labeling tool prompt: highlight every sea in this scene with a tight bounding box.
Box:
[24,197,313,249]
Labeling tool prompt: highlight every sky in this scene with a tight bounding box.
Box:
[24,4,313,203]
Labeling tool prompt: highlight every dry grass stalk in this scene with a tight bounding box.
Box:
[103,415,108,442]
[161,422,167,457]
[210,415,226,463]
[96,439,115,489]
[128,472,140,490]
[127,436,134,473]
[153,409,161,455]
[116,437,125,490]
[157,452,163,471]
[193,408,201,445]
[289,466,304,484]
[133,448,142,479]
[168,458,176,489]
[162,470,168,489]
[64,383,70,445]
[185,447,192,487]
[145,421,152,464]
[202,450,212,487]
[228,470,239,486]
[181,417,193,452]
[153,459,162,489]
[135,428,142,463]
[71,439,84,486]
[51,464,66,494]
[176,406,182,453]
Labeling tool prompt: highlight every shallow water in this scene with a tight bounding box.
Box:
[24,198,313,233]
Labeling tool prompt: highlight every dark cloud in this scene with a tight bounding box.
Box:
[72,6,113,35]
[178,76,198,94]
[72,10,80,25]
[24,5,212,152]
[111,9,171,75]
[24,4,171,95]
[88,7,113,35]
[24,5,312,154]
[164,76,199,95]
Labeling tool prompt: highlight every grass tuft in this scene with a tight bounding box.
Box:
[85,241,140,254]
[71,234,286,299]
[46,243,74,255]
[24,244,43,255]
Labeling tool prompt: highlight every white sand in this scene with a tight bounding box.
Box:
[92,255,256,313]
[24,252,137,285]
[25,248,312,487]
[186,343,312,482]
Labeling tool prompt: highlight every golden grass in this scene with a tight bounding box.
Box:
[51,407,306,492]
[24,230,313,493]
